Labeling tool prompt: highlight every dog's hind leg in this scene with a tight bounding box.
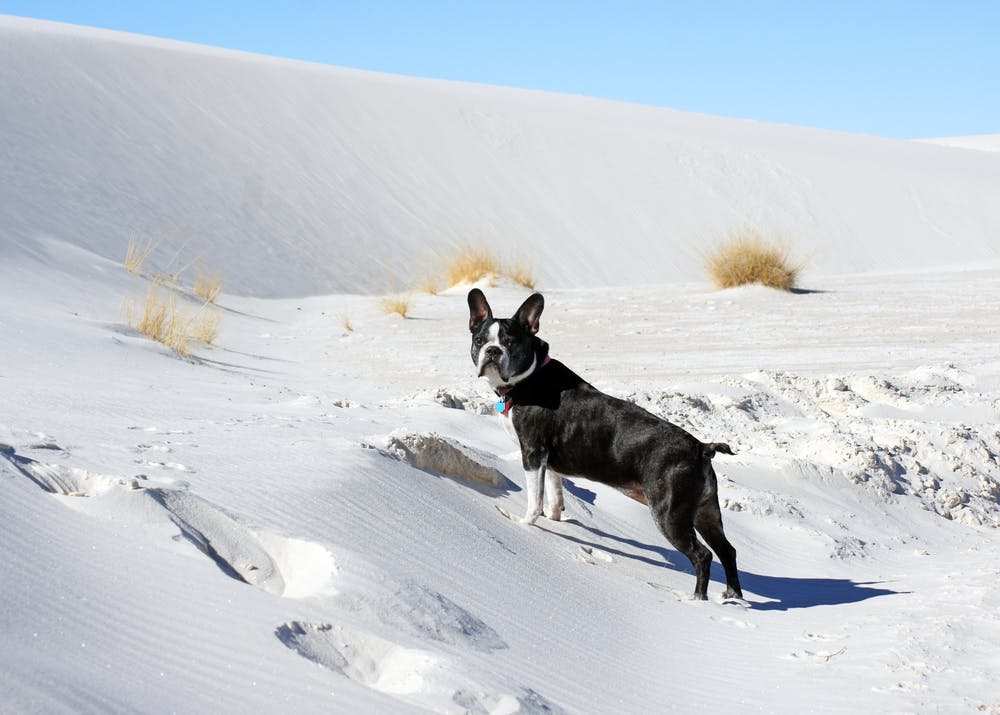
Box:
[646,478,713,599]
[694,460,743,599]
[661,516,713,600]
[694,497,743,600]
[543,469,564,521]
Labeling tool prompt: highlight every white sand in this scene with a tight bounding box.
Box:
[2,15,1000,715]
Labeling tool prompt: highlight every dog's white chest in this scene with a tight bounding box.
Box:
[497,408,520,444]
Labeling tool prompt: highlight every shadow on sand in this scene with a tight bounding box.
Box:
[542,521,905,611]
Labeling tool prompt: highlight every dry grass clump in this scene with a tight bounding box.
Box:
[705,228,800,291]
[124,232,156,276]
[125,286,220,358]
[122,234,225,356]
[436,244,536,290]
[418,275,443,296]
[124,233,221,298]
[444,246,504,287]
[380,294,411,318]
[193,268,224,303]
[187,308,220,345]
[125,286,191,356]
[506,260,537,290]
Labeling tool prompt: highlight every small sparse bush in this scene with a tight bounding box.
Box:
[507,260,536,290]
[187,307,220,345]
[122,235,225,356]
[444,246,503,287]
[380,294,411,318]
[125,286,191,357]
[705,227,800,291]
[438,244,536,290]
[194,269,223,303]
[125,287,221,357]
[161,241,197,285]
[124,232,156,276]
[418,274,442,295]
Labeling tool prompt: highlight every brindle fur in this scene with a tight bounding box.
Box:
[469,289,743,600]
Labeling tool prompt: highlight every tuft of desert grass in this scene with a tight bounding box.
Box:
[380,294,411,318]
[194,268,223,303]
[125,285,191,357]
[187,307,220,345]
[343,316,354,332]
[704,227,800,291]
[161,241,197,285]
[124,232,156,276]
[507,260,537,290]
[436,244,537,290]
[444,246,504,287]
[418,274,442,295]
[125,288,221,357]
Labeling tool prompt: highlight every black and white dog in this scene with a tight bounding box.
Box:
[468,288,743,601]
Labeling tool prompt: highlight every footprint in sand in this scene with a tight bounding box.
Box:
[0,431,66,454]
[132,439,197,474]
[127,426,192,437]
[784,647,849,662]
[709,614,757,630]
[573,545,615,565]
[799,631,844,643]
[134,443,172,454]
[0,444,139,495]
[276,621,565,715]
[337,580,508,654]
[27,438,65,452]
[138,460,194,472]
[0,443,336,599]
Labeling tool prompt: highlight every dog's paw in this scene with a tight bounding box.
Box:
[720,588,748,606]
[494,504,538,526]
[720,596,751,608]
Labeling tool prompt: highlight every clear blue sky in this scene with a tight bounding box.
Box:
[3,1,998,139]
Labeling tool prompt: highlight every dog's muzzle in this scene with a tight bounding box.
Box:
[477,346,507,378]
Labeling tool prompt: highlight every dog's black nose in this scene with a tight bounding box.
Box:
[484,346,503,360]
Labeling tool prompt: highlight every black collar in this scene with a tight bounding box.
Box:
[493,344,553,414]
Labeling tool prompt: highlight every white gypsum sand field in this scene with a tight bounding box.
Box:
[2,15,1000,715]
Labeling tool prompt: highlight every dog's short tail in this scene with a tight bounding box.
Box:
[704,442,735,459]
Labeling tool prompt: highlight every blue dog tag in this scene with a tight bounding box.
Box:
[495,401,506,413]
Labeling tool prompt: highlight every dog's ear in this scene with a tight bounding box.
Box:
[468,288,492,332]
[514,293,544,335]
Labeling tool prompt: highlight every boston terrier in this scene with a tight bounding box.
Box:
[468,288,743,601]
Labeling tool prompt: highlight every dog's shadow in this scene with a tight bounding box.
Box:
[541,521,905,611]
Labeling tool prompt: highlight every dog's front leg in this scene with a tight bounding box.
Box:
[543,469,564,521]
[519,455,547,525]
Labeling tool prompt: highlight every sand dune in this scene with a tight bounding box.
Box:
[2,14,1000,715]
[2,15,999,297]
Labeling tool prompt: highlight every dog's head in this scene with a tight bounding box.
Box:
[468,289,544,390]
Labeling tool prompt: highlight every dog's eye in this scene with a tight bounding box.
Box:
[474,336,484,346]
